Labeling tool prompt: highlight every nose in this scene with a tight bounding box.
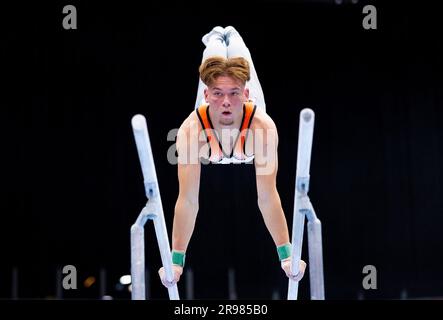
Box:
[222,95,231,107]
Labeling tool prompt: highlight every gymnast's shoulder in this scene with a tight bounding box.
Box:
[250,107,277,133]
[176,111,202,140]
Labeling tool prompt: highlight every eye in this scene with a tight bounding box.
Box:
[214,92,223,96]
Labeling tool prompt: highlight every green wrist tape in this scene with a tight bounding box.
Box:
[172,250,186,267]
[277,243,291,261]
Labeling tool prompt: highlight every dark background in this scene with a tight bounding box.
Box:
[2,0,442,299]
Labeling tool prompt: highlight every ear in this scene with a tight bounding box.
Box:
[204,88,209,101]
[243,87,250,100]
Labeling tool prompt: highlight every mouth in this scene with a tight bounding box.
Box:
[221,111,232,116]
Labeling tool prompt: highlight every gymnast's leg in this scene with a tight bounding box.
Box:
[225,26,266,111]
[194,26,227,110]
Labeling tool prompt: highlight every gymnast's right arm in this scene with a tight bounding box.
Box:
[158,118,201,288]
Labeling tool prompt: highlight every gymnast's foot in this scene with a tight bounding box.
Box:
[202,26,225,46]
[224,26,242,46]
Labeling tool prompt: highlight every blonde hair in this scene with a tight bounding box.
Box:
[199,56,250,87]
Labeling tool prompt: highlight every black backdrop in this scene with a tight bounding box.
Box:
[2,0,443,299]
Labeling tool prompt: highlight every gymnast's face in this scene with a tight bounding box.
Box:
[204,76,249,126]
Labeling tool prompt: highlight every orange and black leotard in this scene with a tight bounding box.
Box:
[195,101,257,164]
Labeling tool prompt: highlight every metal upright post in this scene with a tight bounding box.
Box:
[288,109,324,300]
[131,114,179,300]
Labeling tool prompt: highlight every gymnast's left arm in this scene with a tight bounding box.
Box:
[254,117,306,281]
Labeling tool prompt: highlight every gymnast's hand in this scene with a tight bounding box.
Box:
[281,258,307,282]
[158,265,183,288]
